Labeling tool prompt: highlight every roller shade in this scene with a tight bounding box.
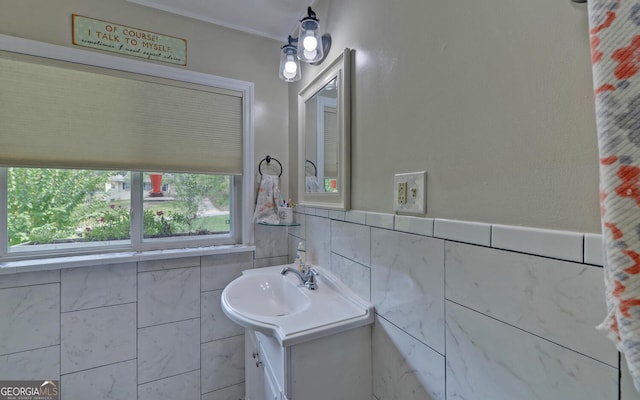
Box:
[0,53,243,175]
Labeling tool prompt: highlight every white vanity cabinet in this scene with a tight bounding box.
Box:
[244,325,372,400]
[221,265,374,400]
[245,330,281,400]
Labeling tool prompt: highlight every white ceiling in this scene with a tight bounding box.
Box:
[127,0,315,42]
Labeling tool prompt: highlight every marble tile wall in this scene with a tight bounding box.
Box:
[446,302,618,399]
[0,250,254,400]
[254,223,290,268]
[445,242,615,366]
[0,210,622,399]
[291,208,623,400]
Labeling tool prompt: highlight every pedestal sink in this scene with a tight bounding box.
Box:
[221,264,374,346]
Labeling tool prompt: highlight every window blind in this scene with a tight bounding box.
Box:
[0,53,243,175]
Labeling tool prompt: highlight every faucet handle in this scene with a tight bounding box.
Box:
[305,268,320,290]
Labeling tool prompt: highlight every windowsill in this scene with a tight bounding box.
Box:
[0,244,256,275]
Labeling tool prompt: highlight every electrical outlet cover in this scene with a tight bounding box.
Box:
[393,171,426,215]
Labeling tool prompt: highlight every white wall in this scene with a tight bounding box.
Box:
[0,0,291,197]
[290,0,599,232]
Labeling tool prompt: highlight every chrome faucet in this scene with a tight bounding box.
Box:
[281,265,319,290]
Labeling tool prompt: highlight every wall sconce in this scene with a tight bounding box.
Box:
[279,36,301,82]
[279,6,332,82]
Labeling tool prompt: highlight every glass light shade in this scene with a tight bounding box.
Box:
[279,44,301,82]
[297,19,323,63]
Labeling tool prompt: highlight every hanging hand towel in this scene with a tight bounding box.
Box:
[305,176,324,192]
[253,174,280,224]
[589,0,640,391]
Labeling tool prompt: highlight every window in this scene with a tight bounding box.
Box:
[0,35,254,260]
[141,172,231,239]
[7,168,132,247]
[5,168,232,254]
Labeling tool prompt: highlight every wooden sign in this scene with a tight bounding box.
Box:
[72,14,187,66]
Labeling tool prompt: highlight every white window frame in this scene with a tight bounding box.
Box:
[0,35,255,260]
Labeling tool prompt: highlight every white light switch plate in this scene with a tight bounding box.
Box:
[393,171,426,215]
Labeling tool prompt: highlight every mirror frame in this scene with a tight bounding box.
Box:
[298,48,351,210]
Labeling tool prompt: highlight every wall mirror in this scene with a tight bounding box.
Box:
[298,48,351,210]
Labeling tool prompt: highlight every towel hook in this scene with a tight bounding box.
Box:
[305,160,317,177]
[258,155,283,177]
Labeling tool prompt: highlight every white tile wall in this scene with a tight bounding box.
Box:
[287,235,302,264]
[492,224,583,262]
[331,220,371,266]
[621,354,637,400]
[366,212,394,229]
[445,301,618,400]
[345,210,367,224]
[201,252,253,291]
[394,215,434,237]
[61,262,137,312]
[61,303,136,374]
[201,383,245,400]
[330,253,371,301]
[254,223,289,259]
[138,318,201,384]
[0,269,59,288]
[201,290,244,342]
[290,211,620,400]
[371,228,445,354]
[373,317,445,400]
[201,335,245,394]
[329,210,346,221]
[0,346,59,380]
[61,360,137,400]
[289,211,306,239]
[445,242,615,366]
[585,233,605,266]
[0,283,60,354]
[306,215,332,267]
[0,251,255,400]
[138,266,200,327]
[434,219,491,246]
[0,209,619,400]
[138,370,201,400]
[254,255,289,268]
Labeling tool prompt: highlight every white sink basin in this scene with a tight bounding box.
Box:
[222,271,311,317]
[221,265,374,346]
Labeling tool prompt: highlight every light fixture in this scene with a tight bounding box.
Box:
[297,7,324,63]
[279,6,332,82]
[279,36,301,82]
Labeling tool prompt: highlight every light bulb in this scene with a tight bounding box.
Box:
[303,49,316,61]
[303,34,318,52]
[284,58,297,75]
[283,68,296,79]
